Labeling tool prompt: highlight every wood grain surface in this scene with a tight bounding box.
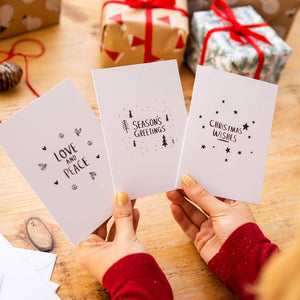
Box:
[0,1,299,299]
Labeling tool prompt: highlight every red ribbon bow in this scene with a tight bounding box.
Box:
[101,0,188,63]
[125,0,175,8]
[200,0,272,80]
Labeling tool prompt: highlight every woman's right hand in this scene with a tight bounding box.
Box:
[166,174,256,263]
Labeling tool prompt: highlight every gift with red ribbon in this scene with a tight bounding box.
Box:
[186,0,292,83]
[99,0,189,68]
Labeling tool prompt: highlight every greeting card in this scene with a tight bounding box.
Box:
[92,60,187,199]
[0,79,115,245]
[177,66,278,204]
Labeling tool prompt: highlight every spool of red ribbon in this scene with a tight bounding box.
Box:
[101,0,188,63]
[0,38,45,97]
[199,0,272,80]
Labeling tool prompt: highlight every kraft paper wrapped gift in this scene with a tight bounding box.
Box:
[186,2,292,83]
[99,0,189,68]
[207,0,299,39]
[0,0,60,40]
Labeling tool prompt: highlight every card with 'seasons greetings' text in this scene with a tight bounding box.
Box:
[92,60,187,199]
[176,66,278,205]
[0,79,115,246]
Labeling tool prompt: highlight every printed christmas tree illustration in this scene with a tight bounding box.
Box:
[133,140,136,147]
[162,135,168,147]
[122,120,129,133]
[129,110,133,118]
[166,114,169,121]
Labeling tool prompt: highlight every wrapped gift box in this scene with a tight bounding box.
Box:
[99,0,189,68]
[206,0,299,39]
[0,0,60,40]
[186,4,292,83]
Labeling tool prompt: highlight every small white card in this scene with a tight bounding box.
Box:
[0,79,115,245]
[92,61,187,199]
[177,66,278,204]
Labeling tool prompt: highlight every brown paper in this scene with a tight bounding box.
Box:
[206,0,299,39]
[0,0,60,40]
[100,0,189,68]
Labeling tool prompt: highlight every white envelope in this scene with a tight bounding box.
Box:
[15,248,59,292]
[0,234,59,300]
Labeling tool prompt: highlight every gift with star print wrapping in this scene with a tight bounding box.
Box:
[185,0,292,83]
[206,0,299,40]
[99,0,189,68]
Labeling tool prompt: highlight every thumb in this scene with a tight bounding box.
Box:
[114,191,135,241]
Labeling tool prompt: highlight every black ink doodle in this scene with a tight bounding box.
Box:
[75,128,82,136]
[122,120,130,133]
[38,163,47,171]
[89,172,97,180]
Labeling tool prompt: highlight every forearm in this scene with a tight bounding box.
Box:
[103,253,173,300]
[208,222,279,300]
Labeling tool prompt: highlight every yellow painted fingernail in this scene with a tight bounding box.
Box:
[182,175,196,188]
[116,191,128,206]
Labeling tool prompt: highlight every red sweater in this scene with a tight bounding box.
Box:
[103,223,279,300]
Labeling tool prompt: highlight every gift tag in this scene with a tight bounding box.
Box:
[177,66,278,204]
[0,79,115,245]
[92,60,187,199]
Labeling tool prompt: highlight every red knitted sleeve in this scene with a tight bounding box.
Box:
[208,222,279,300]
[103,253,173,300]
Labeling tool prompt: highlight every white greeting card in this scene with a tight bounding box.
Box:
[177,66,278,204]
[92,60,187,199]
[0,79,115,245]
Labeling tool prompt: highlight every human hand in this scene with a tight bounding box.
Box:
[76,191,148,283]
[166,175,255,264]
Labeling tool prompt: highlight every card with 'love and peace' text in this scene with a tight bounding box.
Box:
[0,79,115,245]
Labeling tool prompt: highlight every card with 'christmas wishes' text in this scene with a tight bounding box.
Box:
[92,60,187,199]
[0,79,115,245]
[177,66,278,204]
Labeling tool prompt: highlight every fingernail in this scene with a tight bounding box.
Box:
[116,191,128,206]
[182,175,196,188]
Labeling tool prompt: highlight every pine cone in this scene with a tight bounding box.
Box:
[0,62,23,92]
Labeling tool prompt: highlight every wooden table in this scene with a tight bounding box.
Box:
[0,1,299,299]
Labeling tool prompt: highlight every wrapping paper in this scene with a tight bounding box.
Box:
[99,0,189,68]
[0,0,60,40]
[207,0,299,39]
[186,5,292,83]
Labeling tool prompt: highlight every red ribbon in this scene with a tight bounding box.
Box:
[101,0,188,63]
[199,0,271,80]
[0,38,45,97]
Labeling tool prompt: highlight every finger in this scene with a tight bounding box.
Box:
[107,222,116,242]
[79,233,104,246]
[93,219,109,240]
[170,203,199,242]
[181,175,227,216]
[133,208,140,233]
[107,199,138,242]
[114,191,135,240]
[166,190,207,227]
